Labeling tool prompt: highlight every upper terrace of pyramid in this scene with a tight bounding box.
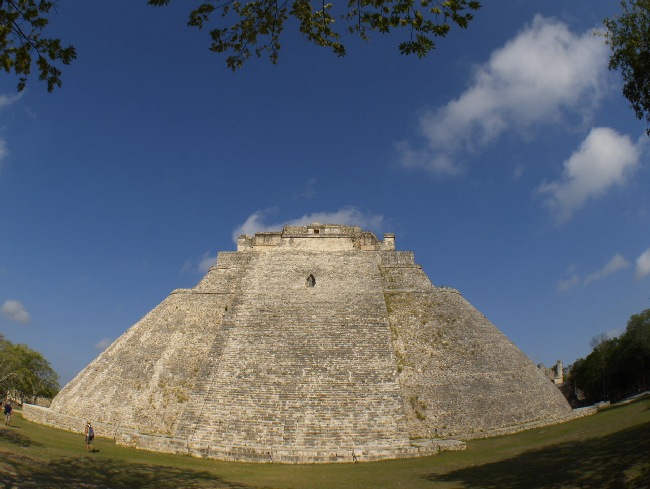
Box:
[237,223,396,252]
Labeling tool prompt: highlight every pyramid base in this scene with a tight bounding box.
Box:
[22,403,465,463]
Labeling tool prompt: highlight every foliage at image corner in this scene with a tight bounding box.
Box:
[604,0,650,135]
[0,0,76,92]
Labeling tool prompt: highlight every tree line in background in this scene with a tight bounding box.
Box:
[569,308,650,405]
[0,1,648,135]
[0,333,59,404]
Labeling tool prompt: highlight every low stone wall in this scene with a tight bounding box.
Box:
[451,406,598,441]
[22,404,463,463]
[120,431,462,463]
[22,403,128,438]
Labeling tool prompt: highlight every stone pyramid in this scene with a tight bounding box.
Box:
[25,224,574,463]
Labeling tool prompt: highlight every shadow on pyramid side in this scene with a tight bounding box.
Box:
[24,224,582,463]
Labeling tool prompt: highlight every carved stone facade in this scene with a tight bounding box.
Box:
[24,223,578,463]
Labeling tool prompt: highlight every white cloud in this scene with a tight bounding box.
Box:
[232,207,386,243]
[584,254,630,284]
[538,127,641,222]
[0,138,7,176]
[292,178,318,199]
[557,273,580,292]
[198,253,217,273]
[557,266,580,291]
[0,92,21,109]
[397,15,610,176]
[513,165,526,181]
[395,141,463,177]
[636,248,650,279]
[1,299,30,324]
[181,251,217,275]
[94,338,112,351]
[0,91,21,176]
[231,208,281,241]
[558,254,631,291]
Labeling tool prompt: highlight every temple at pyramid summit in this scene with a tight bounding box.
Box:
[24,223,585,463]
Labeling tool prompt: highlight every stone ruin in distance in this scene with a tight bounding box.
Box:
[24,223,578,463]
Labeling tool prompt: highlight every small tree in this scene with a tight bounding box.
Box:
[0,334,59,404]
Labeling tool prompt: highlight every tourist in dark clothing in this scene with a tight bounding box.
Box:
[4,402,12,426]
[84,421,95,452]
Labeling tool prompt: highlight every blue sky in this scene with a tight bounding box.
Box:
[1,0,649,385]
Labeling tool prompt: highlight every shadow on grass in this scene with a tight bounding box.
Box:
[0,426,43,448]
[429,421,650,489]
[0,454,255,489]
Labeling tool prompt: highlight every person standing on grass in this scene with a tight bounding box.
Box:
[84,421,95,452]
[3,401,11,426]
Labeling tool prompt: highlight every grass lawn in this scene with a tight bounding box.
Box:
[1,396,648,488]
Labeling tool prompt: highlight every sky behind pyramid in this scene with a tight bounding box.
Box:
[1,0,649,384]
